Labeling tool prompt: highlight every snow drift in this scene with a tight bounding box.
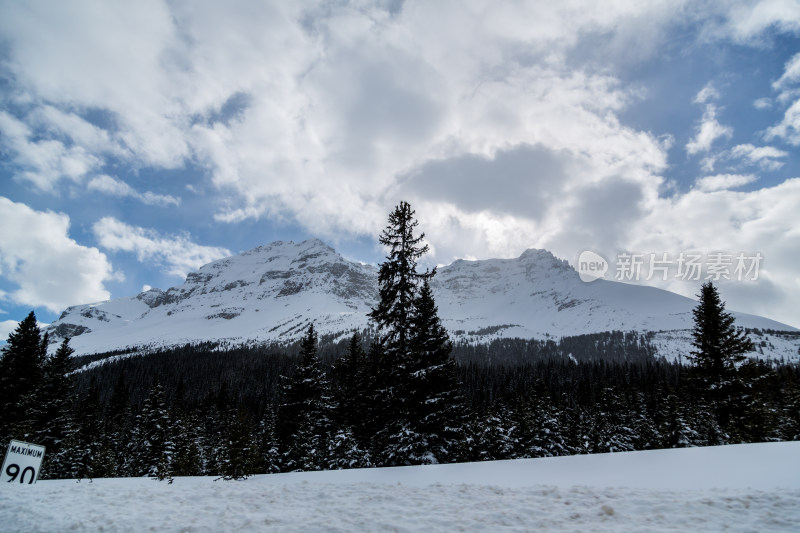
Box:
[2,442,798,532]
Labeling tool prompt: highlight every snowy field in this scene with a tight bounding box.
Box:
[2,442,799,532]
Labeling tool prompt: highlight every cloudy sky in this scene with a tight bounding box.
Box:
[1,0,799,338]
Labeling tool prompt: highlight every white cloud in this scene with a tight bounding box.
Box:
[695,174,758,192]
[194,5,672,239]
[624,179,800,327]
[0,1,190,169]
[686,104,733,155]
[717,0,800,44]
[30,105,127,158]
[92,217,231,278]
[0,111,102,191]
[753,97,773,109]
[87,175,180,207]
[0,197,115,312]
[1,1,679,237]
[773,52,800,96]
[0,320,21,341]
[730,143,788,170]
[87,175,135,197]
[1,1,800,328]
[700,156,717,173]
[694,82,720,104]
[766,52,800,145]
[767,97,800,146]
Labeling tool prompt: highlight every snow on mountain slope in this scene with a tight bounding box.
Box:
[2,442,799,532]
[48,239,377,354]
[46,239,798,359]
[435,250,703,338]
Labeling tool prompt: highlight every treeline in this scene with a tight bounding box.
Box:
[65,329,657,414]
[453,330,656,365]
[2,312,799,481]
[3,202,799,481]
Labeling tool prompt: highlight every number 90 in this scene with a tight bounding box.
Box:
[5,464,36,484]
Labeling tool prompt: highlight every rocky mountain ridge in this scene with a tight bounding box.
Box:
[46,239,799,361]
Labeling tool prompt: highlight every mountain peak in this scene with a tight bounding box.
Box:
[518,248,573,271]
[45,239,798,361]
[241,238,334,257]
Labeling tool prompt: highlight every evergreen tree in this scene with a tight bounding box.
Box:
[662,393,699,448]
[276,324,333,471]
[473,407,516,461]
[326,426,370,470]
[254,407,282,474]
[369,202,467,465]
[369,201,434,359]
[37,338,76,479]
[735,360,777,443]
[68,379,108,481]
[330,332,375,467]
[776,370,800,441]
[105,373,135,476]
[217,408,256,480]
[688,282,755,431]
[524,389,567,458]
[693,402,729,446]
[198,389,227,476]
[405,280,469,463]
[562,404,593,455]
[0,311,46,441]
[360,339,395,454]
[586,388,636,454]
[171,405,204,477]
[131,382,175,481]
[332,332,367,430]
[630,392,662,451]
[689,282,754,376]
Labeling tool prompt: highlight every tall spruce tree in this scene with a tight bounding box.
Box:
[37,338,76,478]
[105,373,135,476]
[217,408,256,480]
[69,378,107,480]
[131,382,175,481]
[0,311,46,441]
[369,202,467,465]
[407,280,469,463]
[688,281,754,432]
[369,201,434,359]
[255,407,282,474]
[368,202,432,464]
[276,324,333,471]
[171,382,204,478]
[332,332,367,429]
[360,339,393,454]
[689,281,754,378]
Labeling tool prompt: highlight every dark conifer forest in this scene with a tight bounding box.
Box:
[3,323,799,481]
[2,204,798,481]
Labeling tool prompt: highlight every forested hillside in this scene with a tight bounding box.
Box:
[2,203,798,482]
[3,310,798,481]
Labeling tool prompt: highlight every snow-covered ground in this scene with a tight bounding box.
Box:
[2,442,799,532]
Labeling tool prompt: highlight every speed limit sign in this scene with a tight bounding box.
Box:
[2,440,46,484]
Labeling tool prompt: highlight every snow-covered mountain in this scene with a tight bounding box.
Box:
[46,239,798,360]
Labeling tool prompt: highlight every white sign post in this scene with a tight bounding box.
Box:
[2,440,46,484]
